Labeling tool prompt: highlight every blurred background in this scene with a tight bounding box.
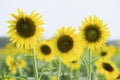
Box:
[0,0,120,79]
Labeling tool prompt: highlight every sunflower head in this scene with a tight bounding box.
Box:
[116,75,120,80]
[35,40,55,62]
[54,26,84,62]
[99,45,116,59]
[7,9,44,49]
[63,58,80,70]
[96,59,119,79]
[79,16,110,50]
[6,56,17,74]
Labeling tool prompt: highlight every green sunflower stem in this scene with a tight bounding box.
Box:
[32,48,39,80]
[88,49,92,80]
[49,62,53,78]
[69,67,72,80]
[18,67,23,76]
[76,69,80,80]
[57,60,62,80]
[39,73,44,80]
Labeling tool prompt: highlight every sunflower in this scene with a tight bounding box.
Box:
[116,75,120,80]
[99,45,116,59]
[6,56,26,74]
[35,40,55,62]
[63,58,80,70]
[54,26,84,62]
[6,56,17,74]
[17,59,26,68]
[7,9,44,49]
[79,16,110,50]
[96,59,119,79]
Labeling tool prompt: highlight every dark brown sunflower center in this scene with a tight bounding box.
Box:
[16,17,36,38]
[57,35,73,53]
[71,60,77,64]
[85,25,101,42]
[116,75,120,79]
[40,45,51,55]
[102,63,114,72]
[101,51,107,56]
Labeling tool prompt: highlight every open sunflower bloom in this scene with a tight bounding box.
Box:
[96,59,119,80]
[63,57,80,70]
[99,44,116,59]
[7,9,44,49]
[79,16,110,50]
[6,56,17,74]
[54,26,85,62]
[35,40,56,62]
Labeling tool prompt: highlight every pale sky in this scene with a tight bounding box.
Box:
[0,0,120,40]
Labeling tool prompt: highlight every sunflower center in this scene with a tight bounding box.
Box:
[101,51,107,56]
[40,45,51,55]
[57,35,73,53]
[16,17,36,38]
[116,75,120,79]
[102,63,114,72]
[71,60,77,64]
[85,25,101,42]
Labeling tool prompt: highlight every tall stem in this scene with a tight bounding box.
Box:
[18,67,23,76]
[49,62,53,78]
[57,60,61,80]
[69,67,72,80]
[88,49,92,80]
[32,48,39,80]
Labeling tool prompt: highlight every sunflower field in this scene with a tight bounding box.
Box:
[0,9,120,80]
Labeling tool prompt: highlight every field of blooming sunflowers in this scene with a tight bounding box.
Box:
[0,9,120,80]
